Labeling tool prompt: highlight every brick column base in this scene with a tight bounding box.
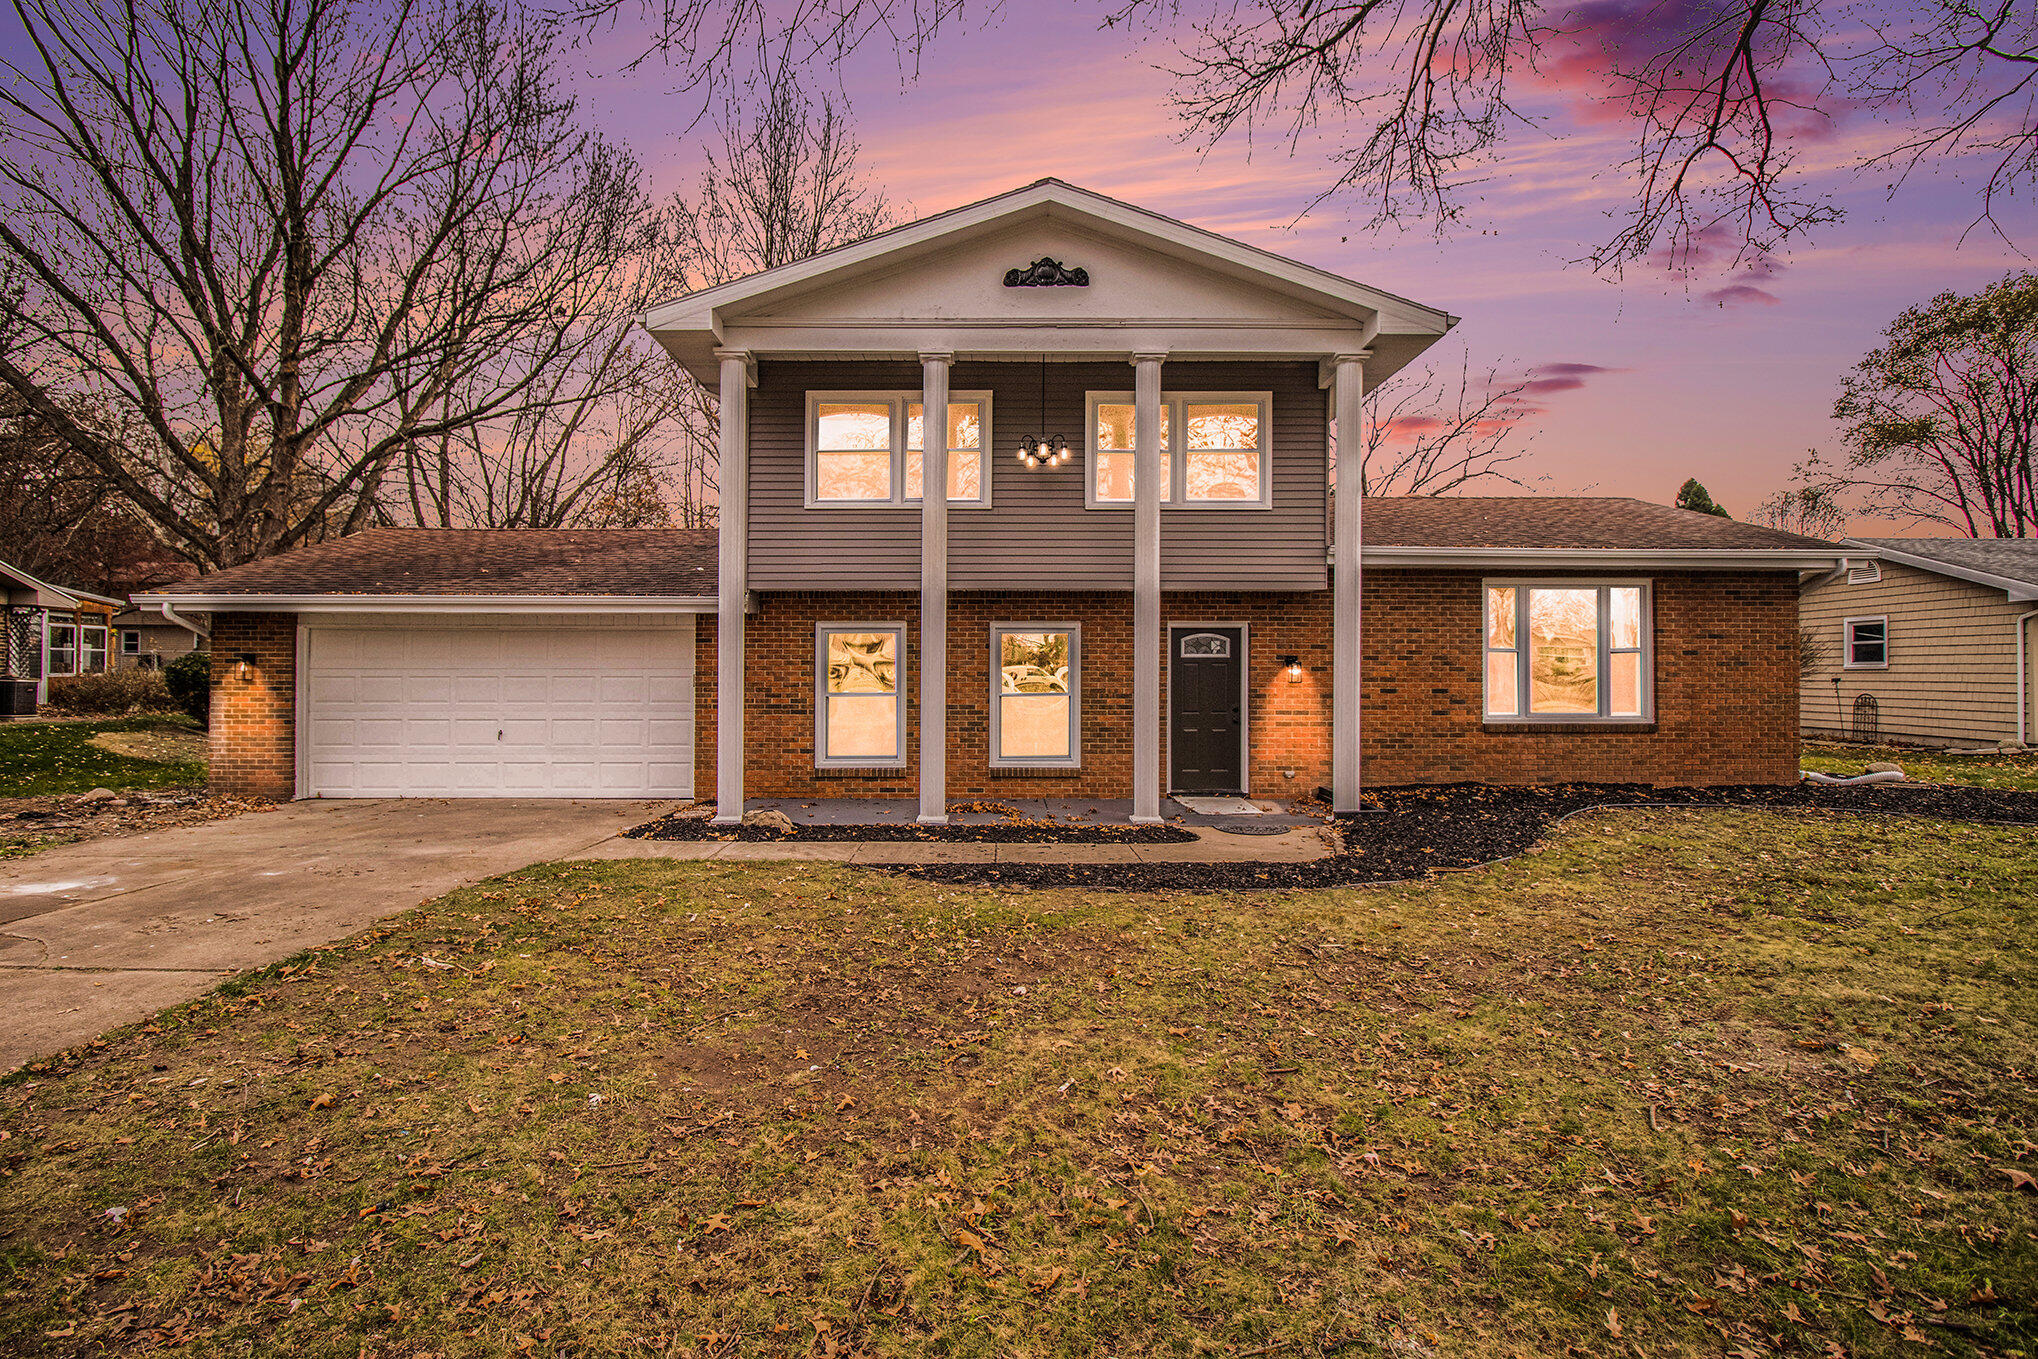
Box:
[208,612,297,800]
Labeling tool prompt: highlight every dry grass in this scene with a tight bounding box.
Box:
[1802,741,2038,792]
[2,808,2034,1357]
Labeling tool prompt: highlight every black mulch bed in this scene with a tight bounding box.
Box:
[881,781,2038,892]
[623,811,1199,844]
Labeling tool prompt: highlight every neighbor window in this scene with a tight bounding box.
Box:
[816,625,906,766]
[1844,616,1888,669]
[81,625,108,673]
[46,619,77,675]
[1483,582,1651,721]
[807,392,991,507]
[1085,392,1272,509]
[991,625,1079,766]
[121,629,140,655]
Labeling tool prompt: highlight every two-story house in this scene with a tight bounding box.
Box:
[142,181,1848,809]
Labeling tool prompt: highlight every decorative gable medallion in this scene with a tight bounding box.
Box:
[1004,257,1089,287]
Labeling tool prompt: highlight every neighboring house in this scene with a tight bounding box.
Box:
[0,559,123,715]
[112,603,209,670]
[1800,538,2038,749]
[139,180,1850,808]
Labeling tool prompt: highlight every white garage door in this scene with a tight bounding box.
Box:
[302,620,694,797]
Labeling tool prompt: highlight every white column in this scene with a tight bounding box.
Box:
[1331,351,1369,813]
[1132,351,1165,823]
[713,348,753,824]
[917,351,953,825]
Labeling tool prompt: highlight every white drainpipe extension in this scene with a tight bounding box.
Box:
[2018,609,2038,748]
[156,601,210,641]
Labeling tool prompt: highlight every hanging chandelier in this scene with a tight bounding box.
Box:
[1015,356,1072,469]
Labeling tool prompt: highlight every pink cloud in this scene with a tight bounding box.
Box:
[1703,282,1782,306]
[1524,361,1625,395]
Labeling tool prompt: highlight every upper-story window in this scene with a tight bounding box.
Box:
[806,391,991,508]
[1084,391,1273,510]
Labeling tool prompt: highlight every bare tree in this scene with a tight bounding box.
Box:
[1810,271,2037,536]
[1359,351,1538,495]
[0,0,657,567]
[1751,480,1849,539]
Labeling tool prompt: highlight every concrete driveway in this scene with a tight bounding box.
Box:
[0,798,674,1072]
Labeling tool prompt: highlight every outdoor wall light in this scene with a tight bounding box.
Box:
[1280,654,1302,683]
[236,652,258,678]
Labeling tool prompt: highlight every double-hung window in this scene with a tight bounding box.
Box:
[807,392,991,507]
[121,630,141,656]
[991,625,1080,766]
[82,625,108,673]
[816,625,906,766]
[1085,392,1273,509]
[1484,582,1651,721]
[46,619,77,675]
[1843,616,1888,669]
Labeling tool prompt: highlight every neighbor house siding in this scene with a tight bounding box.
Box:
[744,360,1329,592]
[1799,560,2035,745]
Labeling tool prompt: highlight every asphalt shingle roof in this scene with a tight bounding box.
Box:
[159,528,718,597]
[1848,537,2038,590]
[1359,497,1842,551]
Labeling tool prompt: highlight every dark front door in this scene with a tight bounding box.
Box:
[1170,627,1244,794]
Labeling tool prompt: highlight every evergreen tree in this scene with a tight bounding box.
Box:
[1676,478,1732,517]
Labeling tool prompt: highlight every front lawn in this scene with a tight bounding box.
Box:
[1803,740,2038,792]
[2,810,2034,1356]
[0,716,207,798]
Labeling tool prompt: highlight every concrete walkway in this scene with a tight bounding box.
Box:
[0,799,674,1072]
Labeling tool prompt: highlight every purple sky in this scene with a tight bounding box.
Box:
[568,2,2030,530]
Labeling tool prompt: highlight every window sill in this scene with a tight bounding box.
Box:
[989,765,1083,778]
[1084,503,1274,512]
[813,765,909,778]
[804,501,995,511]
[1482,720,1657,735]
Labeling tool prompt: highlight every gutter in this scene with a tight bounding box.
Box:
[1800,556,1858,591]
[156,601,210,640]
[1343,547,1853,571]
[131,592,721,615]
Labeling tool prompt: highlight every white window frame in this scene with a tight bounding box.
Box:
[814,622,908,768]
[1482,579,1654,723]
[989,622,1082,769]
[804,390,994,509]
[1843,615,1889,670]
[121,629,141,655]
[81,623,108,673]
[44,616,78,676]
[1084,390,1275,510]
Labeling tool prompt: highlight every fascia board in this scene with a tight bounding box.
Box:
[132,593,721,614]
[1844,540,2038,602]
[1353,547,1853,570]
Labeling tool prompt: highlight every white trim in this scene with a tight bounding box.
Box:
[803,389,994,510]
[1481,579,1655,723]
[43,615,78,677]
[989,622,1082,769]
[134,593,717,614]
[1166,622,1252,796]
[1843,614,1890,670]
[1843,539,2038,602]
[0,558,122,609]
[80,622,108,673]
[294,622,309,799]
[1084,390,1275,510]
[1356,547,1848,570]
[815,622,909,769]
[120,629,141,655]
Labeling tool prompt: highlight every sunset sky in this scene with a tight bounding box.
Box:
[566,1,2031,530]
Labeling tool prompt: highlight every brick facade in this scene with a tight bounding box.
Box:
[1360,570,1800,786]
[708,572,1799,800]
[207,612,297,800]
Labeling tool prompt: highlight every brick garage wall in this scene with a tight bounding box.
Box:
[1362,570,1800,786]
[726,590,1334,800]
[208,612,297,800]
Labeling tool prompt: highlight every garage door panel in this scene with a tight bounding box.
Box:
[305,621,694,798]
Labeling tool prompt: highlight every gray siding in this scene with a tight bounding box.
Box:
[746,360,1329,591]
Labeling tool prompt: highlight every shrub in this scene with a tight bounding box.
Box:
[42,667,176,716]
[163,651,212,724]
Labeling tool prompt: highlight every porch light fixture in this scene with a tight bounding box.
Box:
[236,652,258,678]
[1280,654,1302,683]
[1015,356,1072,469]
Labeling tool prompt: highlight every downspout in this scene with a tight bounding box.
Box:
[1804,558,1854,741]
[2018,609,2038,748]
[156,601,210,641]
[1801,556,1855,591]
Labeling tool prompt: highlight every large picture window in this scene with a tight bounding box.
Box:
[806,392,991,507]
[1483,582,1651,721]
[991,625,1080,766]
[1085,391,1273,509]
[815,624,906,766]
